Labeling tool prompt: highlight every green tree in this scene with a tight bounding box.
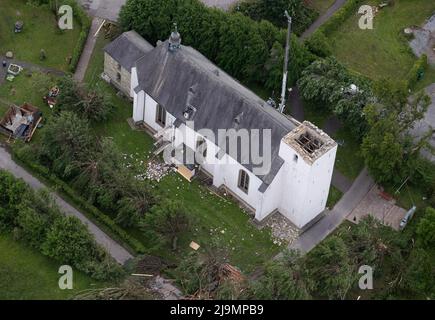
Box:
[234,0,318,35]
[361,86,431,185]
[416,207,435,248]
[141,200,190,250]
[401,248,435,299]
[298,57,372,137]
[119,0,311,93]
[41,216,98,265]
[38,111,93,178]
[304,236,356,299]
[250,251,311,300]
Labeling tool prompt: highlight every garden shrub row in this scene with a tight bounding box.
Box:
[0,169,123,280]
[407,54,428,89]
[319,0,365,35]
[119,0,313,92]
[11,147,147,255]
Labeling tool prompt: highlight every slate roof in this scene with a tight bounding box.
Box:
[104,31,154,71]
[133,40,300,189]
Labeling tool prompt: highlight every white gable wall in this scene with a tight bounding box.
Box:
[277,141,337,228]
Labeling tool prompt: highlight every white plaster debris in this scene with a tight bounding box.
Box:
[265,214,299,246]
[142,160,175,182]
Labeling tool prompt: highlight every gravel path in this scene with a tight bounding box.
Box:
[0,146,133,265]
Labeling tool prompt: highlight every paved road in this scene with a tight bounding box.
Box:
[77,0,236,22]
[289,167,374,253]
[0,146,133,264]
[300,0,348,40]
[74,17,104,82]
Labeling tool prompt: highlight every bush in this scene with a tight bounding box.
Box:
[0,169,123,280]
[120,0,311,91]
[319,0,365,35]
[407,54,428,89]
[305,30,332,58]
[233,0,318,36]
[416,207,435,248]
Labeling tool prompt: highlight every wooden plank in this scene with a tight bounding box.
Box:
[177,165,194,182]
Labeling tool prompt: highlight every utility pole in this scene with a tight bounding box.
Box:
[278,11,292,114]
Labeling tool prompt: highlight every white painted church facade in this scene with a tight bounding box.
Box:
[104,30,337,230]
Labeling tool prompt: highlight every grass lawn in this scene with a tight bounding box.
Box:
[328,0,435,82]
[84,35,280,273]
[0,234,102,300]
[308,0,336,15]
[0,0,81,71]
[327,185,343,209]
[332,127,365,180]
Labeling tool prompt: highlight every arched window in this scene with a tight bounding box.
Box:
[196,137,207,158]
[155,104,166,127]
[238,170,249,193]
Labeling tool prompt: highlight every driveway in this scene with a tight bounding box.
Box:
[0,146,133,265]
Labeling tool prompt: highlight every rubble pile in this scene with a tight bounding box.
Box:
[265,214,299,246]
[141,160,175,182]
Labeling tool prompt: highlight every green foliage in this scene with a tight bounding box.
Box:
[141,200,190,250]
[233,0,318,35]
[361,84,430,185]
[41,216,97,264]
[60,0,92,73]
[319,0,365,35]
[304,236,356,299]
[401,248,435,299]
[416,207,435,248]
[407,54,428,89]
[298,57,373,138]
[250,251,311,300]
[305,30,332,58]
[0,170,122,280]
[37,111,93,178]
[119,0,312,91]
[57,76,114,122]
[12,144,147,254]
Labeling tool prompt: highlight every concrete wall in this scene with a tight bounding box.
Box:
[104,53,132,97]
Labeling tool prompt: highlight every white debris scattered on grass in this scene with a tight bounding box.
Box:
[141,160,175,182]
[265,214,299,246]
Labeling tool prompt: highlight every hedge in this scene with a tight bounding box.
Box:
[11,148,147,255]
[60,0,92,73]
[319,0,366,35]
[407,54,428,89]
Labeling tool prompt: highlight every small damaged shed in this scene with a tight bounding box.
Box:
[0,103,42,142]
